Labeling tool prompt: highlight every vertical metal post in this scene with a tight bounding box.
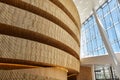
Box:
[110,66,114,80]
[103,67,106,80]
[93,8,120,78]
[92,65,96,80]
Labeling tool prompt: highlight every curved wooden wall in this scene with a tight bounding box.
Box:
[0,35,79,72]
[0,0,80,79]
[0,67,67,80]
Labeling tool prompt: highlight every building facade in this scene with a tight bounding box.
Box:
[81,0,120,58]
[80,0,120,79]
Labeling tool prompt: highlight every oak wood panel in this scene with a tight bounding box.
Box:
[77,66,92,80]
[0,67,67,80]
[0,35,80,72]
[0,4,80,57]
[0,0,80,45]
[0,63,38,70]
[49,0,80,30]
[57,0,81,28]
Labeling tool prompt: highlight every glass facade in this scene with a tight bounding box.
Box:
[94,65,119,80]
[81,0,120,58]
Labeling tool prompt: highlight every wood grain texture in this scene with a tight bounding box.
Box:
[0,0,80,45]
[0,0,81,78]
[0,67,67,80]
[49,0,80,30]
[77,66,92,80]
[57,0,81,28]
[0,63,38,70]
[0,2,80,56]
[0,21,79,60]
[0,35,80,72]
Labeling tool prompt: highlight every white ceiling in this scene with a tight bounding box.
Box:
[73,0,107,24]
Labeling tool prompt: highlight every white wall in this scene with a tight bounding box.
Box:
[73,0,106,23]
[81,53,120,65]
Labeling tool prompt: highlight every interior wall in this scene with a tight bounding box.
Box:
[0,0,80,80]
[77,66,92,80]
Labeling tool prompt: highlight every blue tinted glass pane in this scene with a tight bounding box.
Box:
[96,35,103,48]
[104,47,107,54]
[84,44,87,54]
[97,8,103,19]
[105,14,113,28]
[99,48,105,55]
[116,8,120,22]
[81,0,120,57]
[112,42,120,53]
[87,43,90,56]
[115,23,120,40]
[88,42,92,52]
[111,9,119,23]
[90,42,93,53]
[108,0,112,2]
[90,26,95,38]
[94,50,98,56]
[108,0,117,10]
[86,30,91,42]
[103,4,109,15]
[82,32,86,43]
[85,22,89,29]
[107,27,117,43]
[100,18,106,29]
[89,16,93,25]
[92,39,97,51]
[94,24,99,35]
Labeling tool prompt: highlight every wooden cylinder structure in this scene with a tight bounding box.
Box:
[0,0,80,79]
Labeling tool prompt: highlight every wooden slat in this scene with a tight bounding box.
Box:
[0,35,80,72]
[0,0,80,45]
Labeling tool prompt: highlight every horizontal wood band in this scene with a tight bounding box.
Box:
[0,0,80,45]
[49,0,79,30]
[0,3,79,54]
[0,23,79,60]
[0,62,38,70]
[0,67,67,80]
[0,35,80,72]
[55,0,81,28]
